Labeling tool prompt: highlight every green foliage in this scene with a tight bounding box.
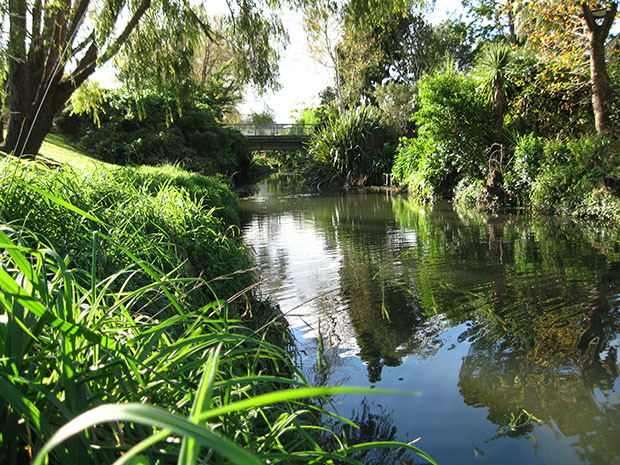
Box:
[501,134,620,222]
[246,109,276,124]
[453,177,486,208]
[115,164,241,225]
[504,133,545,198]
[476,42,515,137]
[0,161,251,300]
[390,15,478,82]
[305,105,396,187]
[293,107,322,126]
[508,52,593,137]
[68,81,108,128]
[373,81,416,134]
[57,89,251,182]
[462,0,518,42]
[0,159,435,465]
[116,0,287,105]
[392,136,442,201]
[393,67,494,200]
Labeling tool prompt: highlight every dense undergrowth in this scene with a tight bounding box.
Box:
[0,158,434,464]
[57,90,254,184]
[391,67,620,224]
[449,134,620,223]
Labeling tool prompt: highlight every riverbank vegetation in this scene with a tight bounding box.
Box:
[295,0,620,224]
[0,152,434,464]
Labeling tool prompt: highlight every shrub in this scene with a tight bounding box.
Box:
[453,177,486,208]
[392,137,444,202]
[504,133,545,200]
[305,105,396,187]
[528,135,620,222]
[56,89,251,181]
[392,67,494,199]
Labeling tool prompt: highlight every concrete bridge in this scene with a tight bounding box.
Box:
[229,124,314,151]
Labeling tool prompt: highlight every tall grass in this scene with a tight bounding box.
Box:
[0,161,251,302]
[0,159,435,464]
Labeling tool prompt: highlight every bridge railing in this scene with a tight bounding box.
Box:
[228,123,316,136]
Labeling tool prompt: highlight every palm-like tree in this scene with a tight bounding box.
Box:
[478,42,515,141]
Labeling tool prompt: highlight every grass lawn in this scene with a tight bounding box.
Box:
[1,133,114,170]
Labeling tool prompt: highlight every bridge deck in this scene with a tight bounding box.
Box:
[228,123,314,151]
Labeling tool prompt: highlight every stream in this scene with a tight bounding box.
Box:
[239,175,620,465]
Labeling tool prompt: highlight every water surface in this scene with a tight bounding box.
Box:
[239,176,620,465]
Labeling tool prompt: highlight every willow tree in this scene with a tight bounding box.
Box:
[517,0,618,134]
[2,0,286,157]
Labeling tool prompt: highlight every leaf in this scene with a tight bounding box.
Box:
[32,403,264,465]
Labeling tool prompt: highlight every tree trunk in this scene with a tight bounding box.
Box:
[589,37,614,134]
[581,2,617,135]
[4,94,62,156]
[0,110,5,144]
[1,0,151,156]
[3,62,82,156]
[493,80,507,140]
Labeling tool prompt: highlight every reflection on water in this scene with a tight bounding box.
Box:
[239,175,620,465]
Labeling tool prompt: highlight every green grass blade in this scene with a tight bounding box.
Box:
[0,266,117,349]
[331,440,438,465]
[16,178,103,224]
[199,386,419,422]
[178,342,222,465]
[32,403,264,465]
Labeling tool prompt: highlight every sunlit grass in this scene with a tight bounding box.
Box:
[38,133,114,169]
[1,132,113,170]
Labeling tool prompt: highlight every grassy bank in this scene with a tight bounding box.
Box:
[0,138,433,464]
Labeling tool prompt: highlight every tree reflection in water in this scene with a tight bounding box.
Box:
[240,183,620,464]
[320,195,620,462]
[395,198,620,464]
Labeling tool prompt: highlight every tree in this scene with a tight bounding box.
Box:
[1,0,287,157]
[373,81,416,133]
[580,2,617,134]
[302,0,346,113]
[334,5,477,109]
[337,3,414,107]
[302,0,413,112]
[462,0,520,43]
[247,108,276,124]
[389,16,477,81]
[516,0,618,135]
[477,42,515,139]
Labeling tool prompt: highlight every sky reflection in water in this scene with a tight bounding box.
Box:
[239,176,620,465]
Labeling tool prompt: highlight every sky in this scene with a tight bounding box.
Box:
[94,0,465,122]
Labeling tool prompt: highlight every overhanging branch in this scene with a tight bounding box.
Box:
[99,0,151,65]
